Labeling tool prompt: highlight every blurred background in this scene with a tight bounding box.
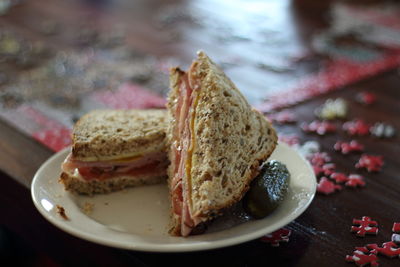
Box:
[0,0,399,150]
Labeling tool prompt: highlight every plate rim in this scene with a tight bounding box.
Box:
[31,142,316,252]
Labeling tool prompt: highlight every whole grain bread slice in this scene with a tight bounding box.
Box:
[167,51,277,235]
[72,109,167,161]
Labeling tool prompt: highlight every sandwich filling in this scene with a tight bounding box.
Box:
[170,62,203,236]
[62,151,168,181]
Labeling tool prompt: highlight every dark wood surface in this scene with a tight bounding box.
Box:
[1,0,400,266]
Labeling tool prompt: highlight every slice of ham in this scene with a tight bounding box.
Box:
[170,62,202,236]
[63,151,166,170]
[62,151,168,181]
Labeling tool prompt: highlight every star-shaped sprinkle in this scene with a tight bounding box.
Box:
[345,246,379,267]
[330,172,349,183]
[317,177,342,195]
[370,122,396,138]
[367,242,400,258]
[314,163,336,177]
[355,154,384,172]
[307,152,331,166]
[260,228,292,247]
[343,119,371,136]
[334,140,364,154]
[351,216,378,237]
[345,174,366,188]
[315,98,347,120]
[301,120,337,135]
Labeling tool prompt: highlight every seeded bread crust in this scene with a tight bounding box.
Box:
[72,109,167,162]
[167,68,185,236]
[59,172,167,195]
[167,51,277,235]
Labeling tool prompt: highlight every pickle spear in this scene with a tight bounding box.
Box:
[243,160,290,219]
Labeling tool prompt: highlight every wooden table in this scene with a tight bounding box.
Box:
[1,0,399,266]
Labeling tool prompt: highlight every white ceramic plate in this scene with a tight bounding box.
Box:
[31,142,316,252]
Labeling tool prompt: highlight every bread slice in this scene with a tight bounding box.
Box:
[60,109,168,195]
[167,51,277,236]
[72,109,167,162]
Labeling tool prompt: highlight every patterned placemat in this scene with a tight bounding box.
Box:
[1,1,400,152]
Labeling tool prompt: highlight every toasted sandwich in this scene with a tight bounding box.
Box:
[60,109,168,195]
[167,51,278,236]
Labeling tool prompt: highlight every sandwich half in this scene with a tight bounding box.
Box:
[60,109,168,195]
[167,51,278,236]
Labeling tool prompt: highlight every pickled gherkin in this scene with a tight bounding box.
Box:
[243,160,290,219]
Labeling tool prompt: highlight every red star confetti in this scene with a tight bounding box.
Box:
[343,119,371,136]
[370,122,396,138]
[356,154,384,172]
[345,174,366,188]
[313,163,336,177]
[356,92,377,105]
[260,228,291,247]
[308,152,331,166]
[393,222,400,233]
[334,140,364,155]
[330,172,350,184]
[301,120,337,135]
[345,247,379,267]
[351,216,378,237]
[267,111,297,124]
[367,242,400,258]
[317,177,342,195]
